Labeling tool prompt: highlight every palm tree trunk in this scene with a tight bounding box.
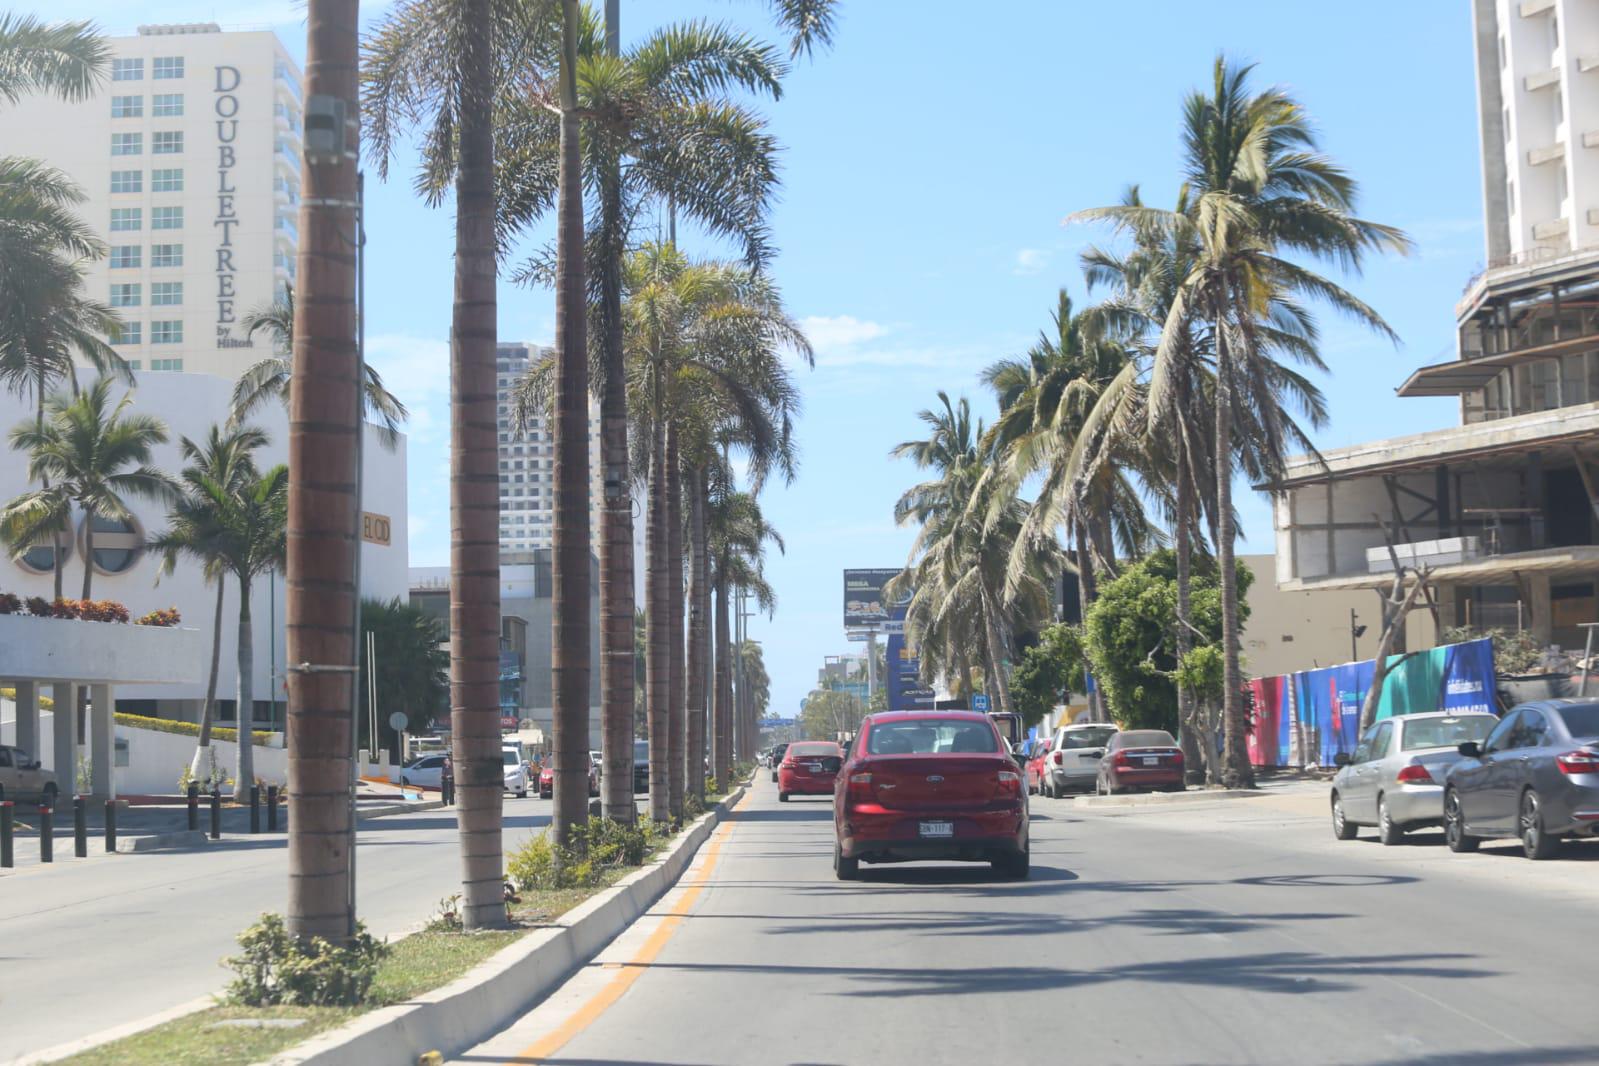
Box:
[451,0,508,924]
[189,578,226,777]
[645,417,669,822]
[712,569,732,785]
[34,383,65,602]
[285,0,361,946]
[685,466,708,800]
[1073,522,1104,722]
[977,582,1014,716]
[80,509,94,600]
[236,578,256,794]
[552,0,592,850]
[1214,325,1251,787]
[1173,455,1207,783]
[665,427,685,818]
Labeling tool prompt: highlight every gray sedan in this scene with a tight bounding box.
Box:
[1444,699,1599,859]
[1331,711,1498,845]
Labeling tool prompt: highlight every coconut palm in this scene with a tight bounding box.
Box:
[708,488,781,777]
[146,424,271,779]
[230,286,409,450]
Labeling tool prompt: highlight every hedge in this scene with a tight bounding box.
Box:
[114,712,277,747]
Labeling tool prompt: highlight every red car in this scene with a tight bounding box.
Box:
[778,741,844,801]
[833,711,1029,880]
[1024,738,1053,794]
[538,761,600,799]
[1096,729,1185,794]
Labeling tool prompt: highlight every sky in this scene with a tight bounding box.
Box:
[42,1,1485,721]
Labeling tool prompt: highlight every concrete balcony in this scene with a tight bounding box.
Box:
[0,616,204,684]
[1533,216,1571,240]
[1526,66,1561,91]
[1580,55,1599,73]
[1584,130,1599,149]
[1520,0,1556,15]
[1528,140,1567,166]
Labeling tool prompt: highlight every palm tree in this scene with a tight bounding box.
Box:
[231,286,409,449]
[1,378,176,599]
[146,424,270,778]
[708,488,781,779]
[1072,56,1411,783]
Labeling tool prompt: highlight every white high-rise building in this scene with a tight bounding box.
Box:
[0,23,302,379]
[496,343,603,555]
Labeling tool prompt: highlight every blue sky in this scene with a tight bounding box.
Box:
[52,1,1484,721]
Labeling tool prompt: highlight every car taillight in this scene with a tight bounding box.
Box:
[996,769,1022,796]
[1052,751,1063,765]
[1556,750,1599,775]
[846,771,874,804]
[1395,763,1432,784]
[1113,751,1130,766]
[780,759,794,770]
[1170,750,1184,765]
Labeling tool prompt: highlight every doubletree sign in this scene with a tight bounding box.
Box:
[214,65,253,350]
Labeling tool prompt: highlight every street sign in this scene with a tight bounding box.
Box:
[971,694,990,712]
[387,711,408,732]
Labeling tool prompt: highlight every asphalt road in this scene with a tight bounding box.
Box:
[453,774,1599,1066]
[0,796,557,1063]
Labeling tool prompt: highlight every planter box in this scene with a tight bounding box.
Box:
[0,615,205,685]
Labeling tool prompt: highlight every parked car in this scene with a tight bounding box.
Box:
[633,739,650,793]
[769,741,790,783]
[400,752,447,790]
[0,745,58,806]
[1096,729,1184,794]
[1443,699,1599,859]
[778,741,843,801]
[502,747,530,798]
[1023,739,1053,795]
[1330,711,1497,844]
[833,711,1029,880]
[537,759,600,799]
[1044,723,1119,797]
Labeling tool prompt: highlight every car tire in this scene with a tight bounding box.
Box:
[1444,788,1479,853]
[1377,796,1405,846]
[1520,789,1561,860]
[770,770,778,783]
[516,790,527,799]
[778,791,789,803]
[1331,791,1359,840]
[992,846,1030,881]
[834,841,860,881]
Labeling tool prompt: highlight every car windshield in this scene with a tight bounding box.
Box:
[502,750,520,766]
[1062,727,1117,749]
[1119,730,1177,748]
[867,718,998,755]
[1556,703,1599,739]
[1400,715,1496,751]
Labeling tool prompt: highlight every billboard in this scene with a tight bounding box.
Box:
[886,596,935,710]
[843,569,903,629]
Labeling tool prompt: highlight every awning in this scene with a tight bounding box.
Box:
[1397,332,1599,398]
[1280,545,1599,592]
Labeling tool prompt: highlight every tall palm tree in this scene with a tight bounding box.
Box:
[708,488,781,779]
[1072,56,1410,783]
[146,424,270,778]
[231,286,409,449]
[1,379,176,599]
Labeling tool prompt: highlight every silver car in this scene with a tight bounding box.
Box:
[1444,700,1599,859]
[1043,723,1119,797]
[1331,711,1497,845]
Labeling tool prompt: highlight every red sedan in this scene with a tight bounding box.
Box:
[539,761,599,799]
[778,741,844,801]
[833,711,1029,880]
[1024,738,1053,794]
[1096,729,1185,794]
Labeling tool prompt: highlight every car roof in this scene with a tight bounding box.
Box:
[1061,722,1116,731]
[865,710,991,723]
[1394,710,1497,722]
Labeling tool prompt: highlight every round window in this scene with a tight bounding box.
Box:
[15,537,71,576]
[79,514,144,575]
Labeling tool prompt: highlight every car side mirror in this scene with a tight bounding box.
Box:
[1457,741,1481,758]
[1333,753,1351,767]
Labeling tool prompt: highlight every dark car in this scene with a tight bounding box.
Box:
[1096,729,1185,794]
[769,741,790,783]
[632,739,650,793]
[833,711,1028,880]
[1444,699,1599,859]
[778,741,843,801]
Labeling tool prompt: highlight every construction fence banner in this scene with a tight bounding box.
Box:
[1246,637,1497,769]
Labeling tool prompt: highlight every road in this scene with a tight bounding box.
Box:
[453,774,1599,1066]
[0,797,556,1062]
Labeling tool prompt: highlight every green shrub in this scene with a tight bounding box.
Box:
[571,817,657,868]
[507,818,660,893]
[507,835,585,891]
[684,791,706,818]
[115,712,275,747]
[225,913,388,1006]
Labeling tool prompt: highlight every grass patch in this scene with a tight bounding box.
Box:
[56,1006,355,1066]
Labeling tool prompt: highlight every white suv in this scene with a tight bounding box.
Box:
[1042,723,1119,797]
[502,747,530,798]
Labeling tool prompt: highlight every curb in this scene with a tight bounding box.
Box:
[115,828,211,853]
[262,784,749,1066]
[356,799,444,821]
[1072,788,1263,809]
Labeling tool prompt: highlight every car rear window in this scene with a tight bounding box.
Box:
[789,743,841,758]
[634,740,649,760]
[1061,727,1117,749]
[1118,730,1177,748]
[866,718,998,755]
[1400,715,1495,751]
[1556,703,1599,739]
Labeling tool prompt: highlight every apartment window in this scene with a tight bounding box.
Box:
[1504,107,1511,144]
[150,282,182,306]
[111,170,142,194]
[112,58,143,81]
[1558,166,1569,204]
[152,93,183,117]
[110,95,143,118]
[112,323,141,345]
[110,133,142,156]
[1555,92,1564,128]
[109,284,140,308]
[124,360,142,370]
[151,244,182,268]
[151,206,182,230]
[1499,34,1507,69]
[109,245,141,269]
[151,321,182,345]
[109,208,141,232]
[1552,15,1560,50]
[152,56,184,80]
[151,358,183,372]
[1508,179,1516,214]
[151,168,183,192]
[152,131,183,155]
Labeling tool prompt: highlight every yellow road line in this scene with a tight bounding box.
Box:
[508,798,745,1064]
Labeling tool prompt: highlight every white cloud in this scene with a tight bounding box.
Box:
[800,314,888,349]
[1013,248,1050,276]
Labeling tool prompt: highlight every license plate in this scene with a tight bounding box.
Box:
[919,820,954,839]
[805,762,823,772]
[1142,757,1159,766]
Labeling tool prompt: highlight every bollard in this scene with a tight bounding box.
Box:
[40,806,53,863]
[249,785,260,834]
[266,785,279,832]
[1,801,13,868]
[209,787,221,840]
[186,782,199,831]
[104,800,117,852]
[73,795,87,858]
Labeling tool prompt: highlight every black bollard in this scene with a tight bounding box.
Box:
[1,801,13,868]
[209,787,221,840]
[40,806,53,863]
[104,800,117,852]
[73,795,87,858]
[249,785,260,834]
[267,785,279,831]
[186,782,199,831]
